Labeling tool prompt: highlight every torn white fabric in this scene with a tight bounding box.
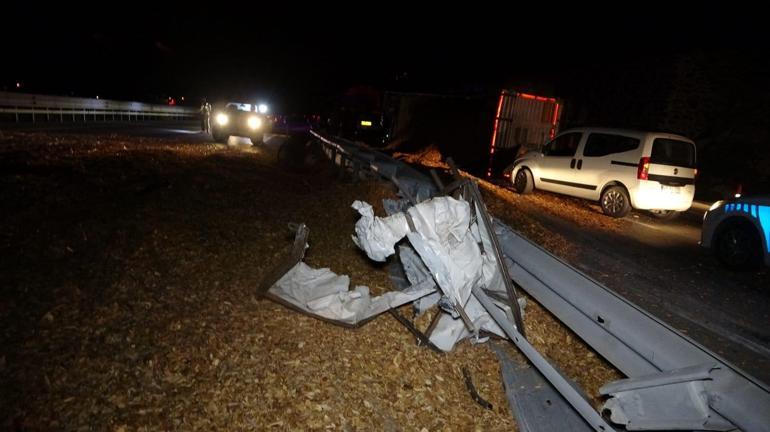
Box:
[354,196,484,308]
[353,195,519,351]
[269,262,435,325]
[404,223,482,308]
[351,201,409,262]
[270,262,349,305]
[428,293,506,351]
[407,196,471,249]
[415,292,441,314]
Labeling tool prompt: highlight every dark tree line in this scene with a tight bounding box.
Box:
[561,49,770,198]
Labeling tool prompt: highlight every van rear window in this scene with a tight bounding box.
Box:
[651,138,696,168]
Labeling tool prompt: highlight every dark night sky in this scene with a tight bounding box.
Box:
[3,4,767,113]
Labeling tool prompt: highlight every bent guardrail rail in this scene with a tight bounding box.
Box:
[311,129,770,431]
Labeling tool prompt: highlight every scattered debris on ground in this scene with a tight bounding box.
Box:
[1,131,620,430]
[393,145,448,170]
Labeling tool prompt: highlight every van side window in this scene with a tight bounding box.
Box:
[543,132,582,157]
[583,133,640,157]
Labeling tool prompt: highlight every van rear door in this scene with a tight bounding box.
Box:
[646,138,697,187]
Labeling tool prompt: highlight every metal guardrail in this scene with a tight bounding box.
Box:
[312,130,770,432]
[0,91,197,123]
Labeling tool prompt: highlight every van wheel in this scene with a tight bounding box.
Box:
[715,220,762,271]
[513,168,534,194]
[649,209,681,220]
[600,186,631,218]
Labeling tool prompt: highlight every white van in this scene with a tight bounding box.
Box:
[507,128,697,218]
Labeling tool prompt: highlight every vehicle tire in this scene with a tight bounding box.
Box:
[649,209,681,220]
[714,220,762,271]
[600,186,631,218]
[513,168,534,194]
[213,131,228,144]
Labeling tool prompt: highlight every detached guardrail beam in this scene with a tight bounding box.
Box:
[495,221,770,432]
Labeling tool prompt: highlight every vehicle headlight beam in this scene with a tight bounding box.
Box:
[248,116,262,130]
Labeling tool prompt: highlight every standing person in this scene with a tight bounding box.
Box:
[199,98,211,133]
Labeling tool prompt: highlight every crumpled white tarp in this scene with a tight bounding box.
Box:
[351,201,409,262]
[429,294,506,351]
[351,195,510,351]
[269,262,435,326]
[353,196,483,307]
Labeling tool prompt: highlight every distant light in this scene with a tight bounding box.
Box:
[96,95,99,99]
[247,116,262,130]
[258,104,268,114]
[735,193,742,198]
[16,82,21,88]
[181,96,185,101]
[360,120,372,127]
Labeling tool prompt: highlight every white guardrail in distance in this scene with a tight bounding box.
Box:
[0,91,198,122]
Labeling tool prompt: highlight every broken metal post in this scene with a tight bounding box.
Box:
[466,181,526,337]
[462,367,493,410]
[440,157,525,336]
[389,309,443,353]
[258,223,309,295]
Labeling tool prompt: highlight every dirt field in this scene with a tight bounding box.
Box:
[0,132,619,431]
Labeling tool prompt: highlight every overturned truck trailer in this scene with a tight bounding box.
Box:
[383,90,562,178]
[261,130,770,431]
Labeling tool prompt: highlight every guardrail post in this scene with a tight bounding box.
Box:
[60,108,63,123]
[15,107,19,123]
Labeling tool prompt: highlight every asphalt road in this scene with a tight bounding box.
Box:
[5,121,768,385]
[495,184,770,385]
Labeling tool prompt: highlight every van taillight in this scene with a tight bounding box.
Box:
[637,157,650,180]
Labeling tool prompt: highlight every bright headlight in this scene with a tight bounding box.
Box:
[215,113,229,126]
[258,104,268,114]
[247,116,262,129]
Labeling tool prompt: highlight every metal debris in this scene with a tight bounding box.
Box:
[462,366,494,411]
